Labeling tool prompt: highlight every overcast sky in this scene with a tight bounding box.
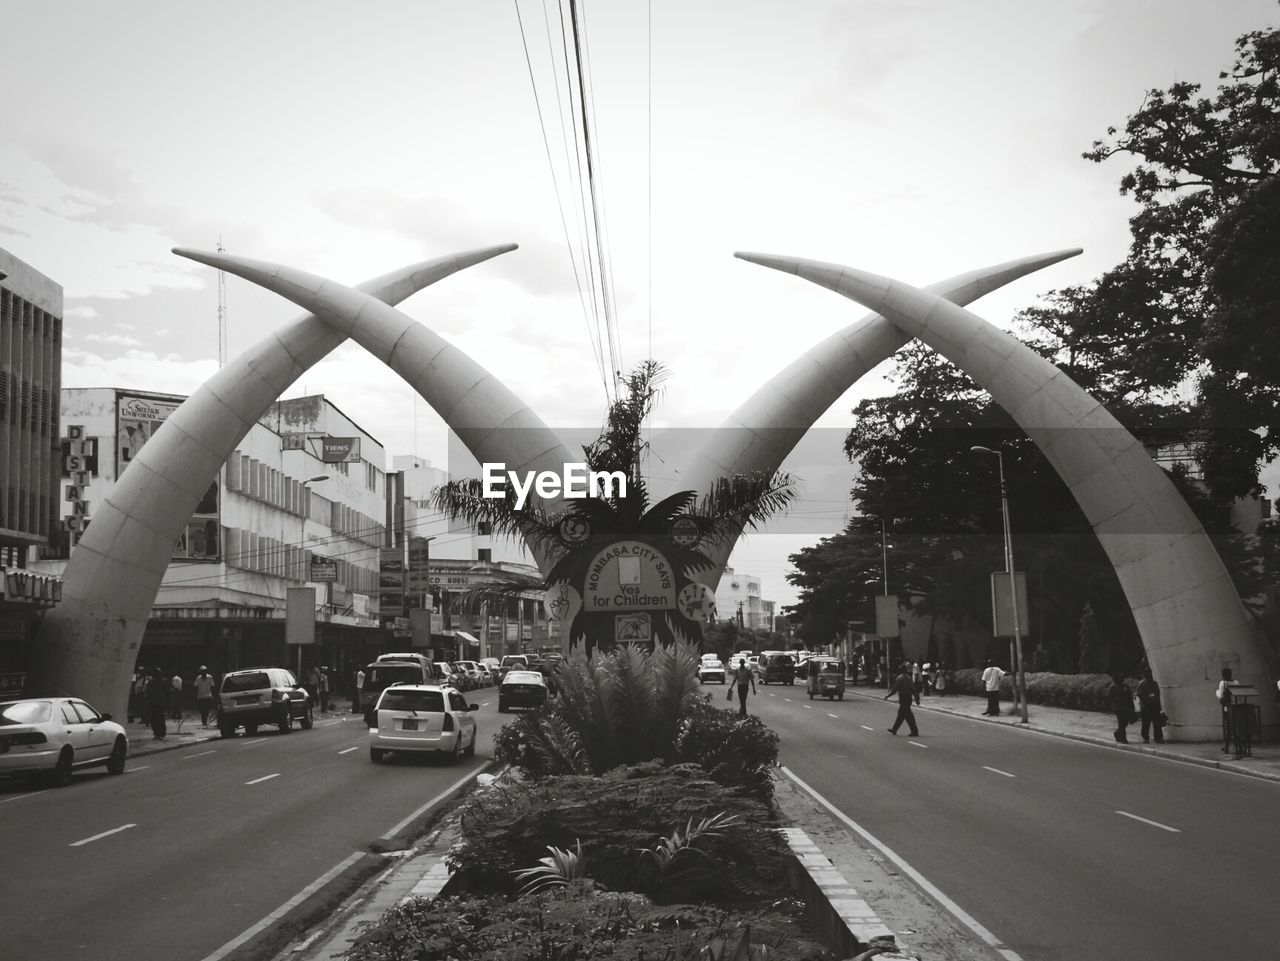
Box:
[3,0,1276,607]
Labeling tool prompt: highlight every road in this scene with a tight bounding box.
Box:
[0,700,498,961]
[753,684,1280,961]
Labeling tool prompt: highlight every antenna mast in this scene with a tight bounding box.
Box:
[216,235,228,367]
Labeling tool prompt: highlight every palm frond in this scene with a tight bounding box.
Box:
[551,646,618,772]
[512,839,587,897]
[649,638,702,755]
[696,471,800,541]
[453,571,546,615]
[429,479,563,555]
[599,643,658,764]
[636,489,699,532]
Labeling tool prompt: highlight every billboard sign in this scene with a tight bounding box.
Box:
[317,436,361,463]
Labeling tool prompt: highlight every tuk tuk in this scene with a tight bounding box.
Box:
[806,657,846,700]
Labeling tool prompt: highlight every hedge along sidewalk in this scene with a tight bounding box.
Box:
[847,688,1280,784]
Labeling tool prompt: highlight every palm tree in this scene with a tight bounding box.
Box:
[431,360,797,652]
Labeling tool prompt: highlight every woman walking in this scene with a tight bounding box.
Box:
[1109,673,1134,744]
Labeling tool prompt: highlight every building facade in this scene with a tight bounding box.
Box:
[0,248,64,695]
[29,389,392,697]
[715,566,776,632]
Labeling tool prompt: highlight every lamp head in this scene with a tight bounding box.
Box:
[304,475,329,484]
[970,446,995,455]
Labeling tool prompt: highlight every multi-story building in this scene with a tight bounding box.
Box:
[384,456,549,661]
[0,248,64,694]
[716,566,776,632]
[30,389,390,695]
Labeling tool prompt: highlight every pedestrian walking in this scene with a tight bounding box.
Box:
[145,668,169,740]
[169,672,184,720]
[727,657,756,719]
[306,665,320,704]
[911,660,923,699]
[1109,672,1133,744]
[353,667,365,713]
[884,663,920,736]
[318,666,330,711]
[1136,668,1164,744]
[1216,666,1235,754]
[194,666,216,727]
[981,660,1006,716]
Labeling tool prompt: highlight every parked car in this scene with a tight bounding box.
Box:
[479,657,501,681]
[698,657,726,684]
[498,670,548,712]
[434,662,463,689]
[218,667,314,736]
[497,654,529,682]
[759,653,797,686]
[362,660,433,725]
[368,684,478,764]
[455,661,487,688]
[375,652,437,679]
[0,697,128,786]
[447,662,474,691]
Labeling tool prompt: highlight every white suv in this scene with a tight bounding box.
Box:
[368,684,477,764]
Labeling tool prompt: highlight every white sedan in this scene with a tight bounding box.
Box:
[698,658,727,684]
[0,697,129,786]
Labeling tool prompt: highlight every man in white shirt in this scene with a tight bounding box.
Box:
[194,667,215,727]
[981,660,1006,716]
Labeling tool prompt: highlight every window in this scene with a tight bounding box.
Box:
[449,692,468,712]
[70,701,102,723]
[379,689,444,712]
[60,703,80,724]
[477,548,492,562]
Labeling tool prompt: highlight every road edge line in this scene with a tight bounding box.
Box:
[780,765,1023,961]
[380,760,492,840]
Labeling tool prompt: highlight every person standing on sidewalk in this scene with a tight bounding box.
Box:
[885,663,920,736]
[145,668,169,740]
[1216,666,1235,754]
[169,672,184,721]
[353,667,366,713]
[318,666,330,711]
[981,660,1006,716]
[194,667,216,727]
[1136,669,1164,744]
[1109,673,1133,744]
[728,658,756,719]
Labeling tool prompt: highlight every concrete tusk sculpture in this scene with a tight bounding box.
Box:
[683,248,1083,590]
[736,251,1275,741]
[31,245,529,724]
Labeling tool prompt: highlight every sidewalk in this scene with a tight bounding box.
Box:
[846,685,1280,782]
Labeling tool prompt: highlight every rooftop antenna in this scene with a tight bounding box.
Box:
[216,235,228,368]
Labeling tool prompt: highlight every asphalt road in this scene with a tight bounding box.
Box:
[752,684,1280,961]
[0,699,499,961]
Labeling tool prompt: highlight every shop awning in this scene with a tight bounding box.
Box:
[455,631,482,648]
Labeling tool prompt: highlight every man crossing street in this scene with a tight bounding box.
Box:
[885,663,920,737]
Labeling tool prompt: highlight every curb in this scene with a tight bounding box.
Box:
[846,689,1280,784]
[779,827,915,960]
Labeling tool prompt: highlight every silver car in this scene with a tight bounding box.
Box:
[0,697,128,786]
[368,684,478,764]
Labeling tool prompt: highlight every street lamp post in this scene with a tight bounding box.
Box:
[420,535,436,651]
[970,446,1029,723]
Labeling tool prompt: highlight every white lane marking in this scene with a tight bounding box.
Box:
[480,702,490,708]
[983,765,1016,778]
[317,719,344,727]
[827,713,840,718]
[245,773,280,785]
[240,738,268,746]
[784,698,792,702]
[380,761,493,840]
[182,750,216,759]
[0,790,44,805]
[1116,810,1180,833]
[769,693,776,697]
[909,741,928,749]
[782,767,1024,961]
[70,823,136,847]
[803,705,812,710]
[126,766,151,772]
[860,725,874,731]
[338,746,360,755]
[198,851,364,961]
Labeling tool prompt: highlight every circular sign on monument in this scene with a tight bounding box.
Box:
[544,583,582,623]
[558,513,593,547]
[676,581,716,621]
[668,514,702,550]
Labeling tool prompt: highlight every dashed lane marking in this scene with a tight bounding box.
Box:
[70,823,136,847]
[827,713,840,718]
[1116,810,1180,832]
[240,738,268,746]
[909,741,927,749]
[860,725,874,731]
[126,766,150,772]
[983,765,1016,778]
[338,746,360,755]
[245,773,280,785]
[182,750,216,759]
[803,705,812,710]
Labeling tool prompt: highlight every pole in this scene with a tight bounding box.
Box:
[996,451,1029,723]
